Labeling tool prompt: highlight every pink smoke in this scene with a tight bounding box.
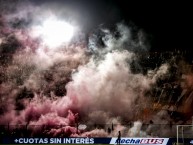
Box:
[0,2,192,138]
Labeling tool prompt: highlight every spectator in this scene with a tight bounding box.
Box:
[116,131,121,145]
[107,127,111,134]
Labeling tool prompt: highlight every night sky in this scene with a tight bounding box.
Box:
[31,0,193,52]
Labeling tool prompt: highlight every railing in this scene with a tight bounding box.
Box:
[0,124,185,137]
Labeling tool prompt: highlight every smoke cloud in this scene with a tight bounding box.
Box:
[0,0,192,138]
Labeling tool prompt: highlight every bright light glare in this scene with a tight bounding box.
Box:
[34,17,74,48]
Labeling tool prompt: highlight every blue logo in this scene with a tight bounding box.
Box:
[190,140,193,144]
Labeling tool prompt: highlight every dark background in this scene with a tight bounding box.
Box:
[31,0,193,52]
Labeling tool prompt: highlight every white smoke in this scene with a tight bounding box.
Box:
[1,0,187,138]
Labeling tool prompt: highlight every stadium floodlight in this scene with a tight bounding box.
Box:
[32,16,74,48]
